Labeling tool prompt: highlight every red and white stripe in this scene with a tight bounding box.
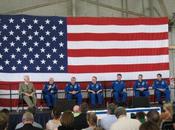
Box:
[67,17,169,81]
[0,17,169,82]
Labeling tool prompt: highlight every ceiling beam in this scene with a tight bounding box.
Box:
[71,0,76,16]
[80,0,145,17]
[2,0,67,14]
[158,0,169,16]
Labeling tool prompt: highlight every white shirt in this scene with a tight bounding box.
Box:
[110,116,141,130]
[46,119,61,130]
[99,114,117,130]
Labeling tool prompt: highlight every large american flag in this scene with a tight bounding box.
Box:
[0,15,169,82]
[0,15,169,108]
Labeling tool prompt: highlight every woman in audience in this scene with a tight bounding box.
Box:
[0,112,8,130]
[56,111,74,130]
[82,112,97,130]
[160,103,173,121]
[139,121,159,130]
[147,110,160,127]
[46,107,61,130]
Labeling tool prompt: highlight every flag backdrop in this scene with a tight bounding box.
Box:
[0,15,169,108]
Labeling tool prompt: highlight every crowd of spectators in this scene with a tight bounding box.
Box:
[0,102,175,130]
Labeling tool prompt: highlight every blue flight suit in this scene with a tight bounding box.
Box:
[153,79,170,102]
[87,82,103,106]
[134,80,149,97]
[112,80,127,103]
[42,83,58,108]
[65,83,82,105]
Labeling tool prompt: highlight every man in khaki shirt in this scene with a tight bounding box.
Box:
[110,107,141,130]
[19,75,37,108]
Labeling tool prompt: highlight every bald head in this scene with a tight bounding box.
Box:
[73,105,80,113]
[22,112,34,124]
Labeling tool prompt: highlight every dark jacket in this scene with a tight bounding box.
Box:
[58,125,75,130]
[73,113,88,130]
[16,124,43,130]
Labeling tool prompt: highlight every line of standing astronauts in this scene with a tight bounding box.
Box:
[42,73,170,109]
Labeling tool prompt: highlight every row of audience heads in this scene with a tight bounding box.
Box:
[0,102,173,130]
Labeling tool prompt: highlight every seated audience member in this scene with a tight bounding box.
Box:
[19,75,37,108]
[99,103,117,130]
[139,121,159,130]
[82,112,98,130]
[57,111,74,130]
[42,77,58,109]
[160,103,173,121]
[15,109,42,130]
[110,107,141,130]
[65,77,82,105]
[153,73,170,104]
[134,74,149,97]
[0,112,8,130]
[46,107,61,130]
[111,74,127,105]
[87,76,104,107]
[16,112,43,130]
[146,110,160,127]
[73,105,81,117]
[136,112,146,123]
[73,102,89,130]
[0,109,10,116]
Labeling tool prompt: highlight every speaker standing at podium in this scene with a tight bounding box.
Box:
[19,75,37,108]
[133,74,149,97]
[65,77,82,105]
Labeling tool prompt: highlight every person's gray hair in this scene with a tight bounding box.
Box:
[22,112,34,122]
[115,107,126,118]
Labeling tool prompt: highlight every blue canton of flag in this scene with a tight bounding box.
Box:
[0,15,67,73]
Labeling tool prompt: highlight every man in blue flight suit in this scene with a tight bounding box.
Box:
[153,73,170,104]
[134,74,149,97]
[42,77,58,109]
[87,76,103,107]
[65,77,82,105]
[112,74,127,105]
